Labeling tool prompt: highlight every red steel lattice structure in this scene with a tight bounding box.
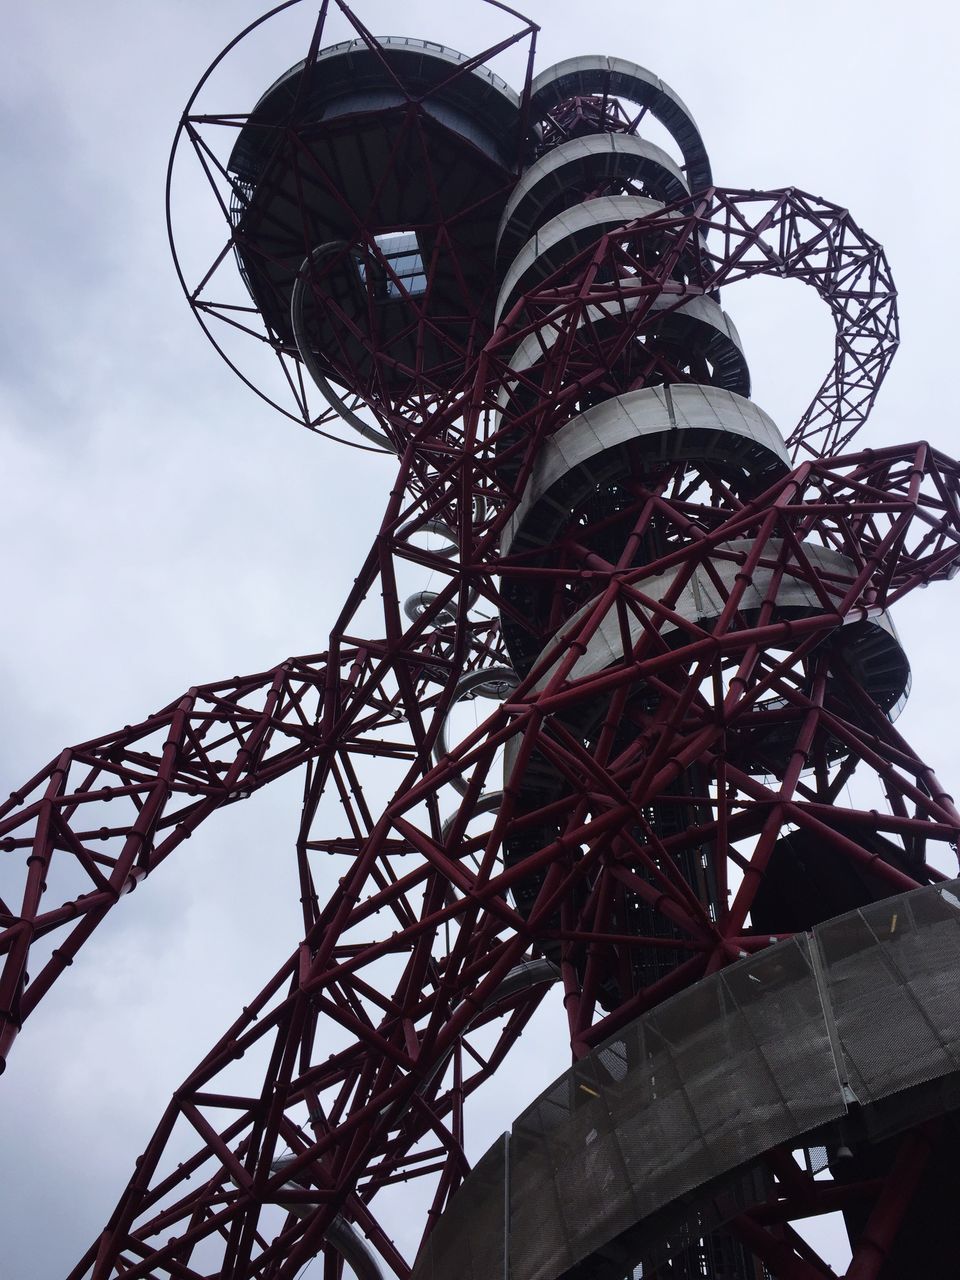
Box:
[4,3,960,1277]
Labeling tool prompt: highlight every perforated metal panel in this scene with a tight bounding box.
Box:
[819,888,960,1101]
[415,1135,507,1280]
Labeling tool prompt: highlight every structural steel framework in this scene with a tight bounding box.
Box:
[3,3,960,1277]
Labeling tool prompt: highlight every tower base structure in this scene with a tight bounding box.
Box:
[414,881,960,1280]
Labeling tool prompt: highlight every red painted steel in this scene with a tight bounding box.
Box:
[3,3,960,1276]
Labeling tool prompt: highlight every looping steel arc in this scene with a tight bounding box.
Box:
[2,4,959,1280]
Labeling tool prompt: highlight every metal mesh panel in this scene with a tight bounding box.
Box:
[510,1087,580,1280]
[820,886,960,1100]
[627,1163,774,1277]
[800,1144,830,1176]
[415,1133,507,1280]
[727,940,842,1129]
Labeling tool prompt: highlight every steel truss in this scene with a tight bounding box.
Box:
[3,5,960,1278]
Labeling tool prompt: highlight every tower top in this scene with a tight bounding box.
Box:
[167,3,712,451]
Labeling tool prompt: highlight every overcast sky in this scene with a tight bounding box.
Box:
[2,2,960,1275]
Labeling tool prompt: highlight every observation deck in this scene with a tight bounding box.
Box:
[228,37,523,407]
